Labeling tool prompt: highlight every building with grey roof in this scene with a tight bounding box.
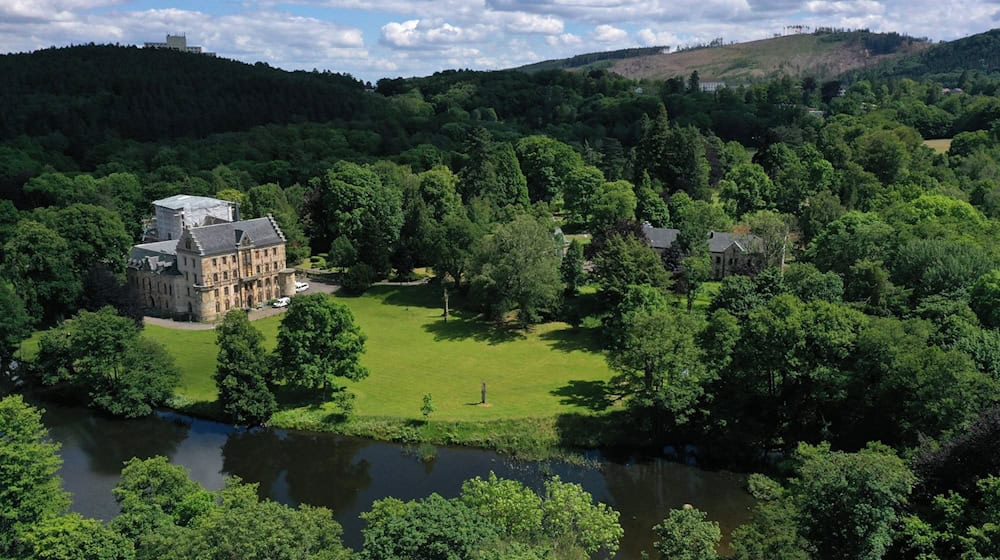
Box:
[150,195,239,242]
[128,206,294,322]
[641,223,762,279]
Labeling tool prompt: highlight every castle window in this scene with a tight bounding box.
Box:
[169,285,173,296]
[225,300,230,311]
[212,258,217,266]
[257,265,261,275]
[272,248,277,256]
[213,273,218,283]
[223,271,228,280]
[224,287,229,296]
[214,289,219,297]
[231,255,236,263]
[216,302,220,312]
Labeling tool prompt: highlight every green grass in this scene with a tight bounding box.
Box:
[142,284,613,425]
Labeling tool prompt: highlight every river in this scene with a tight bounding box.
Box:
[38,403,753,559]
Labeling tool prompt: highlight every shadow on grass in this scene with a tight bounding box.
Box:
[551,380,614,412]
[423,316,527,345]
[375,283,442,309]
[272,384,328,411]
[538,326,604,354]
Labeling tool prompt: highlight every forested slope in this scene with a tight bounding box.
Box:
[0,45,379,146]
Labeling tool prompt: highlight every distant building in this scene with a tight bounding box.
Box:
[700,81,727,93]
[641,223,762,279]
[807,108,825,119]
[128,197,295,322]
[143,34,216,56]
[148,195,239,242]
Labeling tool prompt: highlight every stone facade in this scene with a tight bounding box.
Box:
[128,214,295,322]
[641,223,763,280]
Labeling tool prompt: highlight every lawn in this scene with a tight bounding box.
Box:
[144,284,614,423]
[924,138,952,154]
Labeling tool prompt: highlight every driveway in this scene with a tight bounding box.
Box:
[143,280,339,330]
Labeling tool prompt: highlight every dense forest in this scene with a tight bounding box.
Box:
[4,39,1000,559]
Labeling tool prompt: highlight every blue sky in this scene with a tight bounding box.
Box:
[2,1,998,82]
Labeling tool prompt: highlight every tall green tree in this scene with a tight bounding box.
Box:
[515,135,585,203]
[790,442,914,560]
[591,234,673,300]
[468,214,563,325]
[590,179,637,231]
[214,310,275,426]
[0,395,71,557]
[2,220,81,323]
[34,307,179,417]
[274,294,368,392]
[607,307,708,426]
[561,238,585,294]
[310,161,403,275]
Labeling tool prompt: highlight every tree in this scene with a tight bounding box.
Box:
[37,204,132,275]
[652,507,721,560]
[416,165,462,221]
[361,494,499,560]
[0,395,71,557]
[745,210,795,271]
[0,281,33,377]
[2,220,81,323]
[720,163,776,217]
[782,262,843,303]
[607,307,708,426]
[590,180,637,231]
[604,284,671,350]
[806,211,894,275]
[488,142,530,209]
[34,307,179,417]
[214,310,275,426]
[591,234,673,300]
[971,269,1000,328]
[421,394,434,420]
[669,192,733,254]
[274,294,368,391]
[428,212,482,289]
[563,165,605,223]
[730,475,809,560]
[561,238,585,294]
[245,183,310,265]
[540,476,623,557]
[310,161,403,275]
[789,442,915,560]
[635,172,670,227]
[515,135,585,203]
[111,456,212,540]
[680,252,712,311]
[21,513,135,560]
[468,215,563,325]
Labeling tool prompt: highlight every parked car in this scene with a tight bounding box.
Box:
[295,281,310,292]
[272,297,291,308]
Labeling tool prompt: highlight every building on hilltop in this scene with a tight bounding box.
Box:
[128,205,295,322]
[641,222,763,279]
[143,34,216,56]
[147,194,239,242]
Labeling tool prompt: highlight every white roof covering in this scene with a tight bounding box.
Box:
[153,194,234,211]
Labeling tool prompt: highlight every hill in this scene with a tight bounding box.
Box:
[0,45,381,146]
[853,28,1000,84]
[520,31,929,83]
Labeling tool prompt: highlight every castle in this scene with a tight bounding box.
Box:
[127,195,295,322]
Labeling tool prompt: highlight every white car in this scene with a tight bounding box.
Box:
[295,281,310,293]
[272,297,291,308]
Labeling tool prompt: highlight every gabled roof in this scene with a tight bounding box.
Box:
[641,223,680,250]
[708,231,763,254]
[183,217,285,257]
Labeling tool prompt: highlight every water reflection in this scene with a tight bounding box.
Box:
[39,403,753,558]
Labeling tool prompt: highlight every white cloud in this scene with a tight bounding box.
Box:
[636,28,682,46]
[380,19,491,48]
[593,24,629,43]
[546,33,583,47]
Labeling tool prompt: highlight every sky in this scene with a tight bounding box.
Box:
[2,1,998,82]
